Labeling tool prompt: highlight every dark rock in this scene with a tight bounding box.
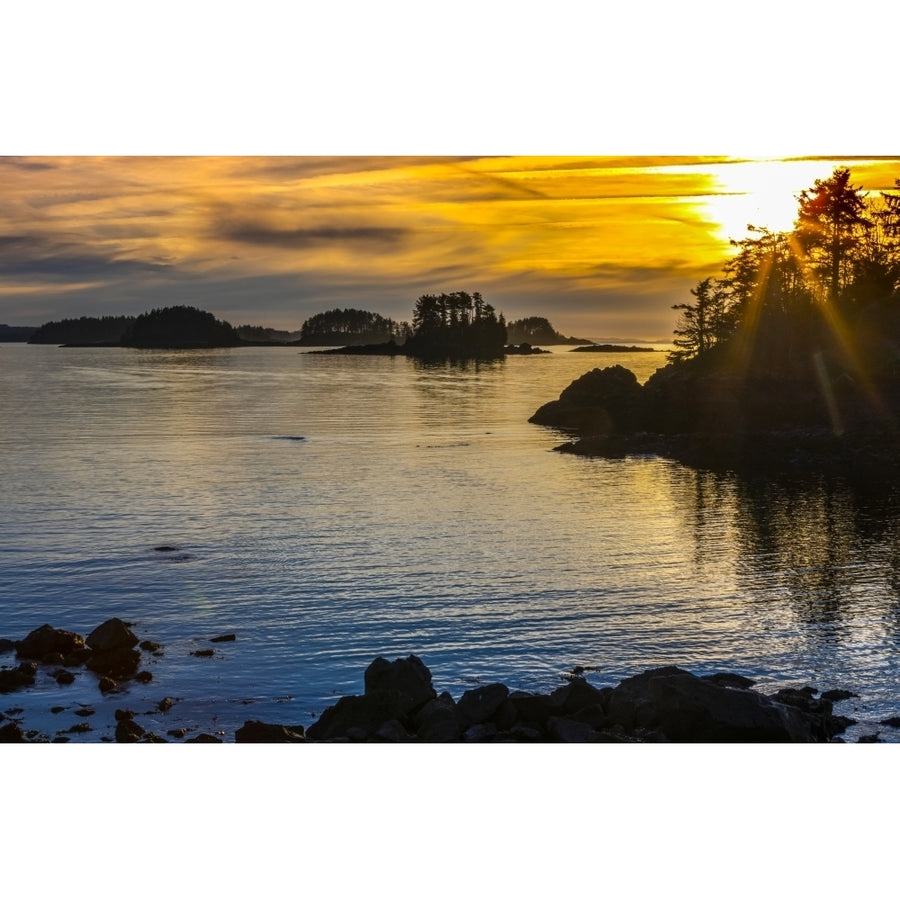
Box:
[235,720,306,743]
[374,719,413,742]
[139,640,161,652]
[606,666,843,742]
[493,698,519,731]
[548,716,602,742]
[822,689,859,702]
[209,634,236,643]
[135,671,152,683]
[879,716,900,728]
[508,691,555,728]
[414,693,462,742]
[571,704,611,730]
[770,687,832,717]
[701,672,756,690]
[74,707,95,717]
[17,624,85,660]
[87,646,140,677]
[0,639,18,653]
[64,722,92,734]
[115,719,145,743]
[115,709,135,721]
[0,661,37,693]
[50,706,66,714]
[191,649,215,658]
[154,545,179,552]
[185,733,223,743]
[508,725,543,742]
[307,690,422,741]
[549,680,611,715]
[54,669,76,686]
[167,728,188,738]
[363,655,437,710]
[457,683,509,727]
[86,618,138,653]
[858,733,882,743]
[157,697,176,712]
[98,676,117,693]
[42,652,65,666]
[462,722,498,742]
[63,648,92,666]
[0,721,27,742]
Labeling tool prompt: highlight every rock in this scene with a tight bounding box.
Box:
[547,716,602,742]
[191,649,215,657]
[879,716,900,728]
[86,618,138,653]
[457,683,509,727]
[157,697,176,712]
[235,720,306,743]
[606,666,844,742]
[822,689,859,702]
[858,733,882,743]
[307,689,423,741]
[209,634,236,643]
[508,691,555,728]
[74,707,95,717]
[374,719,413,742]
[135,671,152,683]
[701,673,756,690]
[0,639,18,653]
[167,728,188,738]
[98,676,118,693]
[414,693,462,742]
[64,722,92,734]
[549,680,611,715]
[185,733,222,743]
[115,720,145,743]
[363,655,437,710]
[42,652,65,666]
[54,669,76,686]
[86,646,140,678]
[0,721,27,742]
[16,624,85,660]
[462,722,498,742]
[115,709,135,721]
[63,648,92,666]
[139,640,161,652]
[0,661,37,693]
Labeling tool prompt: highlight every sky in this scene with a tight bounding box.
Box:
[3,155,899,341]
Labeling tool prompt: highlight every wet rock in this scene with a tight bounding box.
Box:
[606,666,843,742]
[702,673,756,690]
[42,652,65,667]
[508,691,555,728]
[235,720,306,743]
[63,722,92,734]
[86,618,139,653]
[139,640,161,652]
[167,728,188,738]
[462,722,498,742]
[98,676,117,693]
[457,683,509,727]
[414,693,462,742]
[548,716,602,742]
[307,691,419,741]
[879,716,900,728]
[154,545,179,552]
[74,707,95,717]
[142,733,168,743]
[87,646,141,678]
[0,639,18,653]
[374,719,413,742]
[0,721,27,742]
[191,649,215,658]
[17,624,85,660]
[135,671,152,683]
[54,669,76,686]
[115,709,135,721]
[157,697,176,712]
[185,733,222,743]
[63,648,92,667]
[115,719,146,743]
[51,706,66,715]
[363,655,437,710]
[549,680,611,715]
[0,661,37,693]
[822,689,859,702]
[209,634,236,643]
[858,733,882,743]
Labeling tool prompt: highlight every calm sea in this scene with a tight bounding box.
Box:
[2,342,899,742]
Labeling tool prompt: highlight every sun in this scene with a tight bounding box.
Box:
[701,159,844,245]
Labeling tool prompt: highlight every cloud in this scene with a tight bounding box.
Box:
[216,221,409,250]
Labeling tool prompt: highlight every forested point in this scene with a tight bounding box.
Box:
[28,315,135,345]
[121,306,240,349]
[532,167,900,476]
[298,308,403,345]
[505,316,591,345]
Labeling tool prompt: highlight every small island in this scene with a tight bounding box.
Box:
[571,344,660,353]
[530,167,900,478]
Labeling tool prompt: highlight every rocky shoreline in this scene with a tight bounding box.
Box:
[2,622,895,742]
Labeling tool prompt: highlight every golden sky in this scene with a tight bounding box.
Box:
[2,156,899,340]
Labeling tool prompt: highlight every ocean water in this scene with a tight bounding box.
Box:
[2,341,899,742]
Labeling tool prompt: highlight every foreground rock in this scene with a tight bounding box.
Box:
[247,656,858,743]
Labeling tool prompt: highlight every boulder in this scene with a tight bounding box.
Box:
[115,719,145,743]
[457,683,509,727]
[86,618,138,652]
[235,720,306,743]
[0,661,38,693]
[86,646,140,678]
[17,624,85,660]
[0,721,27,742]
[364,655,437,709]
[606,666,843,742]
[307,690,422,741]
[414,692,462,742]
[548,680,611,715]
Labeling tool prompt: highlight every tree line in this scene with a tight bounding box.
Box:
[669,167,900,374]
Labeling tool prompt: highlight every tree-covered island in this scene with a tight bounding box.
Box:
[531,167,900,477]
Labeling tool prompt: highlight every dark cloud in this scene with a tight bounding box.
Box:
[0,157,59,172]
[0,233,172,280]
[216,221,409,249]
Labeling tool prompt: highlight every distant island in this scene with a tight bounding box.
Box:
[571,344,660,353]
[530,166,900,478]
[505,316,591,345]
[0,324,38,342]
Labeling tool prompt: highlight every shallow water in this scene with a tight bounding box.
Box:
[1,342,898,741]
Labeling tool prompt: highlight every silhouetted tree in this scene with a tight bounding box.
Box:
[122,306,239,348]
[406,291,506,358]
[669,277,734,362]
